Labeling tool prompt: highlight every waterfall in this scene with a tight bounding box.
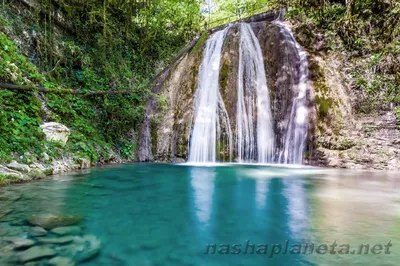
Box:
[236,23,274,163]
[188,28,229,163]
[187,22,309,165]
[275,22,309,164]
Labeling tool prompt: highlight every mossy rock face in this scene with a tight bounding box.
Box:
[314,95,334,118]
[191,32,209,55]
[150,39,205,162]
[320,136,356,151]
[28,169,46,179]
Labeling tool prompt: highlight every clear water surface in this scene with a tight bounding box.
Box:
[1,163,399,265]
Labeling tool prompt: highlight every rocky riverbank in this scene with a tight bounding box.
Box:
[0,122,123,186]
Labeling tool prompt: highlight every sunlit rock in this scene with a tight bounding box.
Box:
[40,122,70,146]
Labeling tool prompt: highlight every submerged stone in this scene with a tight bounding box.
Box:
[0,190,21,202]
[74,235,101,262]
[0,223,24,237]
[48,256,76,266]
[28,226,47,237]
[2,237,35,250]
[37,236,75,245]
[51,226,81,236]
[27,214,82,229]
[55,235,101,262]
[0,209,13,221]
[18,246,57,263]
[10,219,27,226]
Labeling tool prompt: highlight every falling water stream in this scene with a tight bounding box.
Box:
[237,23,274,163]
[188,28,229,163]
[275,22,309,165]
[189,22,309,165]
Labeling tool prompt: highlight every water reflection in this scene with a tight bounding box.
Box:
[283,178,309,239]
[0,164,399,266]
[255,179,269,209]
[190,167,216,224]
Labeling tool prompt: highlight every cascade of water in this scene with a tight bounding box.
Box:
[236,23,274,163]
[275,22,309,165]
[188,28,229,163]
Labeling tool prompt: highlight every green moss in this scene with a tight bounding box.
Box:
[309,56,335,120]
[29,169,46,179]
[190,65,198,94]
[191,32,209,55]
[189,52,203,95]
[0,173,21,186]
[314,95,333,118]
[219,58,230,99]
[395,107,400,128]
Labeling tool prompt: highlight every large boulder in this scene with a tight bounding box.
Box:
[0,165,27,180]
[27,214,82,230]
[40,122,70,146]
[6,161,31,173]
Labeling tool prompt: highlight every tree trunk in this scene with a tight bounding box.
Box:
[346,0,355,18]
[0,83,141,96]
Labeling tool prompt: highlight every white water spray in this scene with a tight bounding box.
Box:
[275,22,309,164]
[188,28,229,163]
[236,23,274,163]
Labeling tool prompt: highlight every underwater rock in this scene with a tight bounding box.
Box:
[37,236,75,245]
[0,223,25,237]
[0,190,21,202]
[0,209,13,221]
[56,235,101,262]
[48,256,76,266]
[28,226,47,237]
[0,243,15,265]
[18,246,57,263]
[2,237,35,250]
[27,214,82,230]
[73,235,101,262]
[51,226,81,236]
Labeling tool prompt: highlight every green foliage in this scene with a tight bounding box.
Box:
[191,32,209,54]
[0,33,46,162]
[395,107,400,127]
[0,173,21,185]
[206,0,271,28]
[285,0,400,115]
[119,142,135,160]
[0,0,202,165]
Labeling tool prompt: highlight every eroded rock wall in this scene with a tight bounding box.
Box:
[138,39,205,162]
